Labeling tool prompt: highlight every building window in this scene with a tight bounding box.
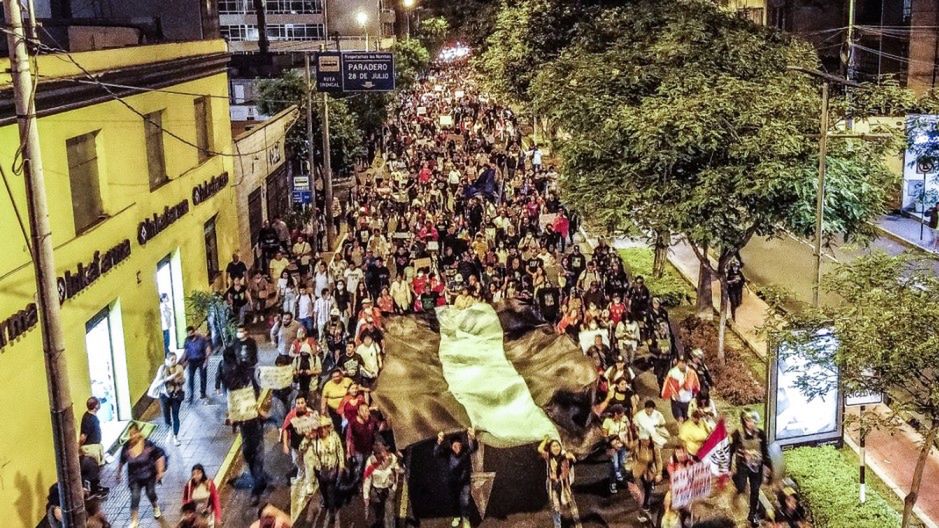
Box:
[194,97,213,163]
[266,23,324,41]
[218,0,254,14]
[266,0,323,14]
[144,111,168,190]
[221,24,259,41]
[737,7,763,25]
[66,132,105,234]
[204,216,220,283]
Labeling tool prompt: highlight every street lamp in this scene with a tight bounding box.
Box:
[403,0,416,41]
[356,10,369,51]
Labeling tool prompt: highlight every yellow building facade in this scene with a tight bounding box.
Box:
[0,41,236,526]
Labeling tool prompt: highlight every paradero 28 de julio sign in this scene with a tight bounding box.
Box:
[315,51,395,93]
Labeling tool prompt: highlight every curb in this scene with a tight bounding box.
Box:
[871,222,938,257]
[843,433,937,528]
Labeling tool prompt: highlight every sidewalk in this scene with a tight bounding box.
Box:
[665,239,939,528]
[97,340,278,527]
[875,213,938,255]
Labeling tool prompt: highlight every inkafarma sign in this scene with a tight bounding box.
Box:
[0,303,38,351]
[56,240,133,303]
[192,173,229,205]
[137,200,190,245]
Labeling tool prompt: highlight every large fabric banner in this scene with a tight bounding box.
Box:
[373,300,600,453]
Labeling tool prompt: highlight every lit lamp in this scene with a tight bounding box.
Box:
[356,10,369,51]
[402,0,416,41]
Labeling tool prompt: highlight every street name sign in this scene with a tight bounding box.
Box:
[341,52,395,92]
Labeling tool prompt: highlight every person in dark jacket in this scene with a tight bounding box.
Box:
[434,428,478,528]
[730,411,772,526]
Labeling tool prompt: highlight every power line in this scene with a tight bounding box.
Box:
[29,25,301,158]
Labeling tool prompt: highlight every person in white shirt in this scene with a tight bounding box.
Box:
[355,334,382,383]
[633,400,669,447]
[362,442,401,528]
[313,288,335,339]
[296,286,316,336]
[344,266,365,295]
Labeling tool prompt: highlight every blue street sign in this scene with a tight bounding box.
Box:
[341,52,395,92]
[314,52,343,93]
[292,190,312,204]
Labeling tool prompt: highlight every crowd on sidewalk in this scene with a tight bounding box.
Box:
[45,62,813,528]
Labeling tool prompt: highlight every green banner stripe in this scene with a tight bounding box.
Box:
[436,303,560,447]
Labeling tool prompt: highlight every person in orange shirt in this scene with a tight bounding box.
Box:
[660,357,701,424]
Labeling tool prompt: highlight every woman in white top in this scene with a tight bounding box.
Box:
[312,262,332,299]
[278,273,298,317]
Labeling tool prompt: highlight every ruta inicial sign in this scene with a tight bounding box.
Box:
[57,240,133,303]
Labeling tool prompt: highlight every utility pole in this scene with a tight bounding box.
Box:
[320,45,336,250]
[304,53,318,249]
[843,0,857,81]
[3,0,87,526]
[813,81,830,308]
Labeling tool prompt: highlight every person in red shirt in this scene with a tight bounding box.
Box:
[418,221,439,242]
[182,464,222,526]
[608,294,627,326]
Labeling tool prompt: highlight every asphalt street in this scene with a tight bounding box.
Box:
[738,232,939,308]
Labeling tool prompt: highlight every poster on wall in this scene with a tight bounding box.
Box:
[901,115,939,217]
[767,330,843,447]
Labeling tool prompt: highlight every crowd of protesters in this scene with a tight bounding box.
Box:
[47,61,808,528]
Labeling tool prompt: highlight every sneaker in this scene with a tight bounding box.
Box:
[129,519,139,528]
[609,482,618,494]
[451,518,461,527]
[173,436,182,446]
[153,506,162,519]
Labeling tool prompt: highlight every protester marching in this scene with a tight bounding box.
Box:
[63,57,810,528]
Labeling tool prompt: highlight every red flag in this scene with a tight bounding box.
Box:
[697,419,731,475]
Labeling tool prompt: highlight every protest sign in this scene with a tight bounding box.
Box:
[258,365,294,390]
[413,257,433,271]
[227,387,259,422]
[417,106,427,116]
[670,461,712,509]
[539,213,558,231]
[290,414,317,436]
[439,115,454,127]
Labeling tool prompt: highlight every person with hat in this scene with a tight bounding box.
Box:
[689,348,714,395]
[730,410,772,526]
[300,415,346,527]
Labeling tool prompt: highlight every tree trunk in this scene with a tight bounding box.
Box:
[902,425,938,528]
[717,274,729,363]
[696,242,713,320]
[652,231,669,279]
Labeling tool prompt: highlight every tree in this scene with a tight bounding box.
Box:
[392,37,431,90]
[421,0,499,50]
[417,16,449,57]
[523,0,903,359]
[769,252,939,528]
[257,70,365,177]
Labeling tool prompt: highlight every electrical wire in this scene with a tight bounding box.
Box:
[0,162,34,258]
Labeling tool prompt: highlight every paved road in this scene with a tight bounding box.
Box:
[738,232,939,308]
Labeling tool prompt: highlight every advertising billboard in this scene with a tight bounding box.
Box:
[767,330,843,448]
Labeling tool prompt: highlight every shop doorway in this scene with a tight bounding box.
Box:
[156,253,185,354]
[85,304,131,447]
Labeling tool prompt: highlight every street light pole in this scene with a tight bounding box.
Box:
[303,53,318,248]
[318,43,336,250]
[3,0,87,525]
[813,82,830,308]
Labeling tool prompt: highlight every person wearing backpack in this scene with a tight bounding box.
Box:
[117,423,167,528]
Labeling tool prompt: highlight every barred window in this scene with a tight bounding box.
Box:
[266,0,323,14]
[218,0,254,14]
